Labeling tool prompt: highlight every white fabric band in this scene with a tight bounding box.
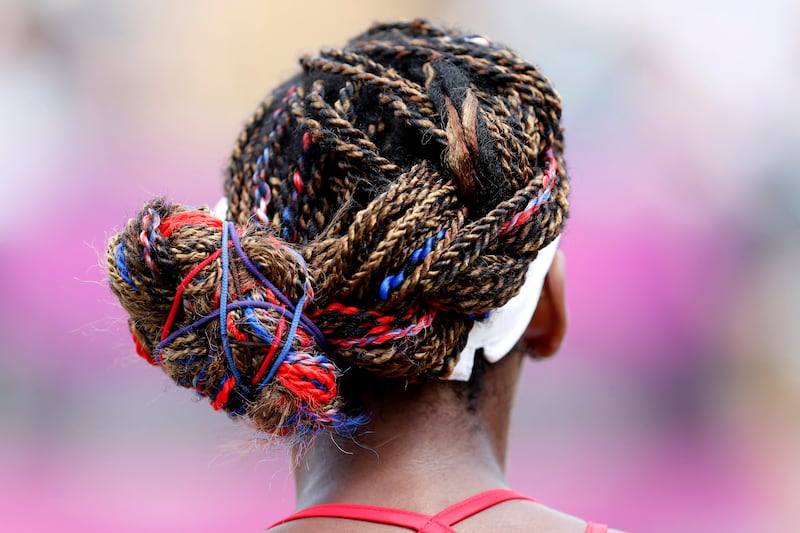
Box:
[448,236,560,381]
[212,197,229,220]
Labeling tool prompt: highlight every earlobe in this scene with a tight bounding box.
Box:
[522,250,567,359]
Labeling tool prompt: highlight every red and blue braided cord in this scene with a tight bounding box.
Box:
[499,148,558,236]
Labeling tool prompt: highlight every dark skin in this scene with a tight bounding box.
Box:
[272,253,619,532]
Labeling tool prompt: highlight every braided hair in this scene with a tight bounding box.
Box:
[107,19,569,441]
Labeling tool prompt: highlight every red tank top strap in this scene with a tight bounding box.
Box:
[585,522,609,533]
[428,488,538,526]
[267,488,537,532]
[267,502,439,531]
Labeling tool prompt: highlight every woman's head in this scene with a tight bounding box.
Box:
[106,19,568,442]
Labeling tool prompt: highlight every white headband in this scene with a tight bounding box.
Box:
[448,236,560,381]
[213,197,229,220]
[213,197,559,381]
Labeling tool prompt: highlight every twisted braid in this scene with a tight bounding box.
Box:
[107,19,569,440]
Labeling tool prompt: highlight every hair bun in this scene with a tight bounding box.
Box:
[107,199,360,439]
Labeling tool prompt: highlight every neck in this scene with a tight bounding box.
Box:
[292,351,523,512]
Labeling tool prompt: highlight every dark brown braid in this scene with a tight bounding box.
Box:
[107,19,569,440]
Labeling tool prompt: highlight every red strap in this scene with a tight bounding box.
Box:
[268,503,442,531]
[585,522,609,533]
[428,488,538,527]
[267,488,536,532]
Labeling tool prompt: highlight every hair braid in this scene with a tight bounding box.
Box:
[106,19,569,440]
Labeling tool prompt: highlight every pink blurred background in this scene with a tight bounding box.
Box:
[1,1,798,531]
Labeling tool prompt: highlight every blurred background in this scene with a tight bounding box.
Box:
[1,1,798,531]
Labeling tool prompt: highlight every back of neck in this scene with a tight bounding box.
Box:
[292,355,523,512]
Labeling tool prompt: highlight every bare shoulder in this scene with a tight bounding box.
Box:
[456,499,616,533]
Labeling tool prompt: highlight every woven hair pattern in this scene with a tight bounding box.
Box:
[107,19,569,440]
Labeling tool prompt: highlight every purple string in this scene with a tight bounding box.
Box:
[154,300,299,361]
[227,224,329,351]
[154,222,332,397]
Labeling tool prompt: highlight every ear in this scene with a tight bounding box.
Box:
[521,250,567,359]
